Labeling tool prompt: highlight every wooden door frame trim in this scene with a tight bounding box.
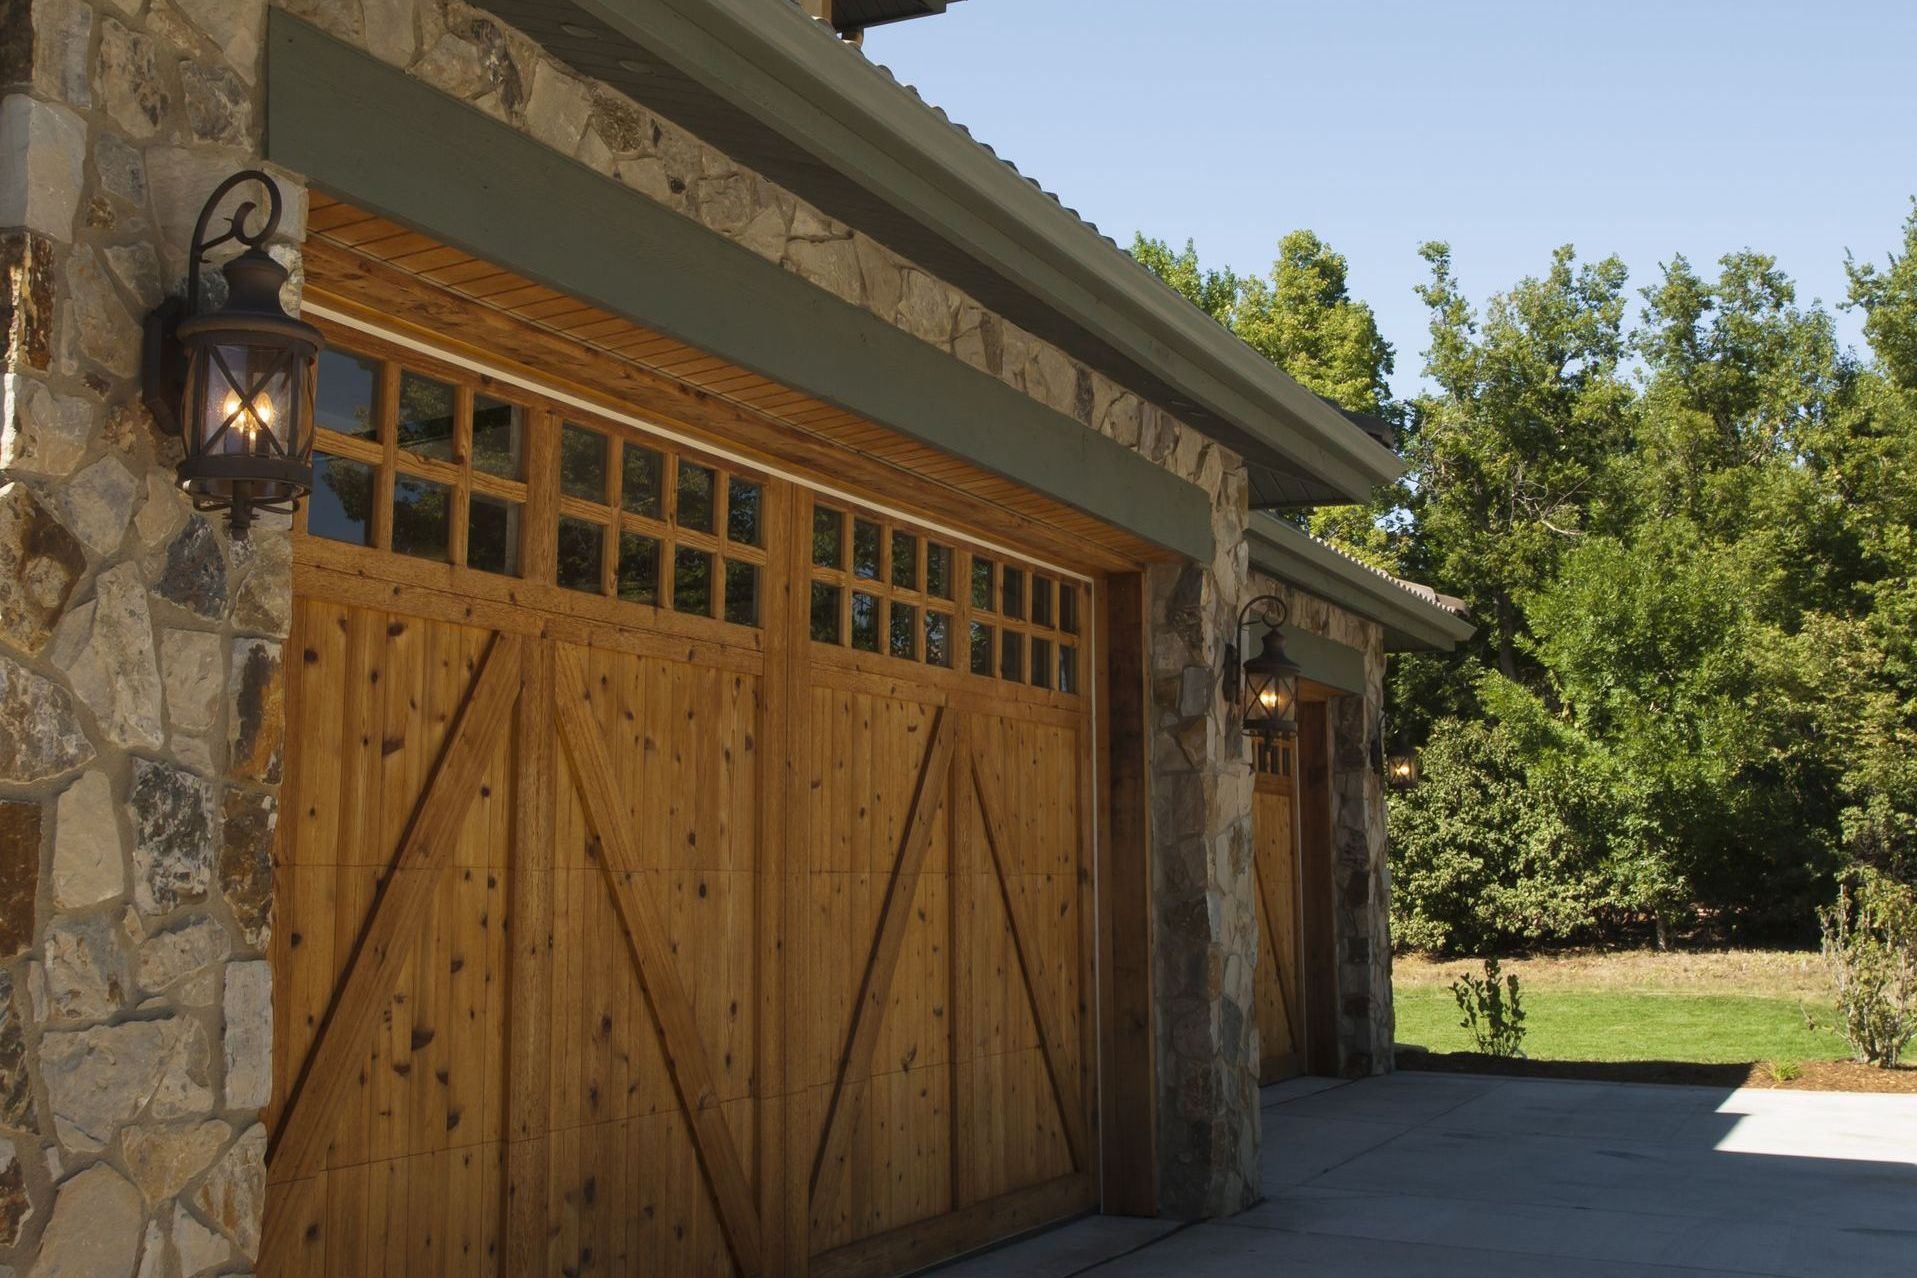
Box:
[1093,571,1155,1215]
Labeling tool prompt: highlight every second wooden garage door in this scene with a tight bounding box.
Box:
[262,323,1098,1277]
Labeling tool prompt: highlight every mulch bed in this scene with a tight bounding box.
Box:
[1397,1048,1917,1094]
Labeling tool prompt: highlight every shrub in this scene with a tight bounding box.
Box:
[1450,957,1527,1057]
[1816,871,1917,1067]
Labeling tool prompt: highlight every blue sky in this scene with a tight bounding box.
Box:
[865,0,1917,397]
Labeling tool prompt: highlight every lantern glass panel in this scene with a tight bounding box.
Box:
[198,343,293,458]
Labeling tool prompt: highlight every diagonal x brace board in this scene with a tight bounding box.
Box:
[267,632,527,1189]
[969,751,1092,1172]
[807,706,956,1219]
[552,646,765,1278]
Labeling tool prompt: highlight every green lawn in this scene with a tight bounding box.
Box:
[1393,986,1850,1064]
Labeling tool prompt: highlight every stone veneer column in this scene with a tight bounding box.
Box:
[0,0,294,1270]
[1332,693,1393,1074]
[1146,472,1259,1218]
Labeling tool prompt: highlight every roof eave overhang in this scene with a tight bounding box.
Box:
[1246,513,1475,653]
[510,0,1405,503]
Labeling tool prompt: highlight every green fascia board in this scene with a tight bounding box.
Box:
[1278,626,1367,697]
[263,12,1212,563]
[558,0,1405,504]
[1247,513,1475,653]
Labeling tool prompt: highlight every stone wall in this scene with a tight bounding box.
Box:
[0,0,1385,1261]
[1,0,298,1268]
[1247,569,1395,1076]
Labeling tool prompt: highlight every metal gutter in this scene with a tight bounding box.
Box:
[489,0,1406,504]
[1246,513,1475,653]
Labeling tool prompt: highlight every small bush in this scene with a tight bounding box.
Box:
[1451,957,1527,1057]
[1762,1059,1802,1084]
[1816,871,1917,1067]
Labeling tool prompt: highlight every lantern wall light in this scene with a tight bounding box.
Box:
[1226,594,1302,742]
[142,170,323,537]
[1382,718,1422,790]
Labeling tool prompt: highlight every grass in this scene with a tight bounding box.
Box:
[1394,950,1851,1065]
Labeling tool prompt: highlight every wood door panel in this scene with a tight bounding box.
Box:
[1253,778,1304,1083]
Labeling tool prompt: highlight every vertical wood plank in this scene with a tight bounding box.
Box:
[1298,699,1339,1077]
[502,639,555,1275]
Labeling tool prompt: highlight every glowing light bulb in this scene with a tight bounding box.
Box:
[1258,687,1279,709]
[220,390,274,440]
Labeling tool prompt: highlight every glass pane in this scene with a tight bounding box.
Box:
[851,591,880,652]
[889,602,916,660]
[1001,566,1024,620]
[1031,576,1053,627]
[470,395,523,478]
[724,560,759,626]
[969,622,993,676]
[466,493,521,576]
[971,557,994,610]
[810,583,841,644]
[927,544,954,599]
[674,547,713,616]
[308,453,374,545]
[924,611,951,668]
[1000,628,1022,682]
[1059,584,1079,635]
[396,371,455,461]
[621,443,664,518]
[391,473,452,561]
[1030,637,1051,689]
[314,349,379,440]
[560,424,608,502]
[1058,645,1078,694]
[813,506,844,568]
[556,516,604,593]
[617,531,660,604]
[891,531,918,590]
[727,478,762,545]
[677,461,716,533]
[852,519,881,579]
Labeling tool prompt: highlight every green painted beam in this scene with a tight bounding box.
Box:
[1279,626,1367,697]
[263,12,1212,562]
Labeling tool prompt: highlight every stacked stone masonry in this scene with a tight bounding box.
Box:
[1,0,1401,1259]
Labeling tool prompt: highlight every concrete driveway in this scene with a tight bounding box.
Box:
[934,1071,1917,1276]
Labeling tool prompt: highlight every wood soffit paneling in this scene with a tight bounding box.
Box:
[302,194,1167,574]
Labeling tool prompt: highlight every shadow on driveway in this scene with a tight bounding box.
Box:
[931,1071,1917,1276]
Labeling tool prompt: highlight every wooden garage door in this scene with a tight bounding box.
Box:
[1252,747,1305,1084]
[262,322,1098,1276]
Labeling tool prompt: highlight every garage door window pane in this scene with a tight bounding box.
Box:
[1059,585,1078,635]
[853,518,881,579]
[891,531,917,590]
[1030,637,1052,689]
[1031,576,1053,627]
[308,453,374,545]
[556,516,604,592]
[560,424,608,501]
[889,602,916,660]
[466,493,521,576]
[677,462,716,533]
[315,350,380,440]
[813,506,844,568]
[924,611,951,668]
[1000,628,1022,681]
[674,547,713,616]
[397,371,456,461]
[811,583,842,643]
[471,395,523,478]
[622,443,664,518]
[724,561,759,626]
[969,622,993,676]
[727,478,762,545]
[971,557,994,611]
[851,591,880,651]
[1058,645,1078,694]
[927,543,954,599]
[617,531,660,604]
[391,474,452,561]
[1001,566,1024,619]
